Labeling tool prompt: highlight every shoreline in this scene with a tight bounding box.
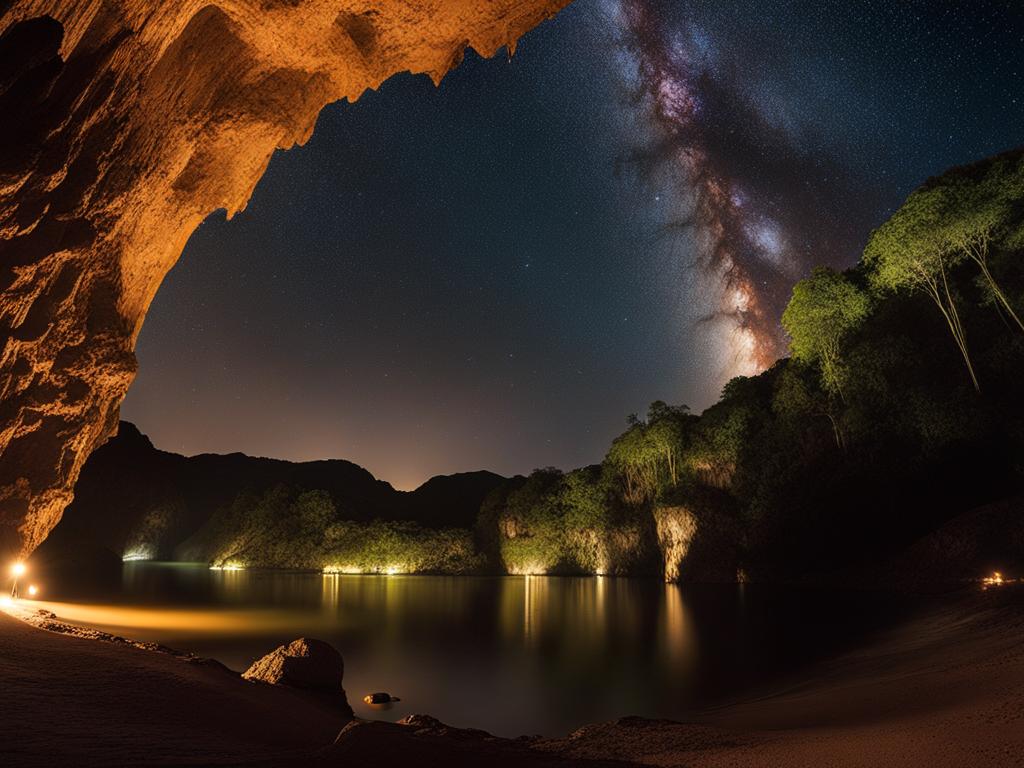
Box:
[3,584,1023,766]
[122,557,1006,592]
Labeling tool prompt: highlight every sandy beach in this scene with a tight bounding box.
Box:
[2,585,1022,767]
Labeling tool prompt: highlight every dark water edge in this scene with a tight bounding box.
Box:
[40,562,918,737]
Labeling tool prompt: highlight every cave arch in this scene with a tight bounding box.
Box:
[0,0,568,559]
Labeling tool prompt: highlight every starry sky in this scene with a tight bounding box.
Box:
[122,0,1024,489]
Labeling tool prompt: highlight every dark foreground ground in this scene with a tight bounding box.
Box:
[2,587,1023,768]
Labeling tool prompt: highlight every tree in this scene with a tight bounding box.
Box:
[864,188,979,390]
[782,267,870,402]
[606,423,662,504]
[292,490,336,536]
[559,466,614,573]
[935,158,1024,333]
[685,382,754,489]
[605,402,692,504]
[498,468,565,574]
[772,358,847,451]
[865,152,1024,392]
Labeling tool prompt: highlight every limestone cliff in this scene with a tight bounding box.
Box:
[0,0,568,560]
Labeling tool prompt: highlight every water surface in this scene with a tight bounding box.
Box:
[38,563,909,736]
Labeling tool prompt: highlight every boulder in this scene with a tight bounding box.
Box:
[242,638,351,712]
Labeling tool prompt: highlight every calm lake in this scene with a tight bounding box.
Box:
[38,562,910,736]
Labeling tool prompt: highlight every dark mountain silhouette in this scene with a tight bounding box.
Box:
[34,422,505,576]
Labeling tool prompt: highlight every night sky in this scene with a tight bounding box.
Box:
[122,0,1024,489]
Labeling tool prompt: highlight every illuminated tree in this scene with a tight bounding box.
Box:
[606,401,692,503]
[936,157,1024,332]
[865,188,979,390]
[865,152,1024,392]
[559,466,614,573]
[782,266,869,402]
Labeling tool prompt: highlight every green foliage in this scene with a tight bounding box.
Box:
[497,468,566,574]
[605,401,693,504]
[864,152,1024,390]
[322,520,481,574]
[196,484,481,573]
[865,185,979,387]
[560,466,616,573]
[293,490,334,537]
[483,464,656,575]
[683,378,767,489]
[782,266,870,399]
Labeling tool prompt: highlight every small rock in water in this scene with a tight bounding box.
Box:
[363,691,401,704]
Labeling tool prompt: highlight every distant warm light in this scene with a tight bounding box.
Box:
[27,584,38,597]
[982,571,1009,588]
[323,565,363,575]
[509,563,548,576]
[122,550,153,562]
[210,563,245,571]
[11,562,26,577]
[323,564,406,576]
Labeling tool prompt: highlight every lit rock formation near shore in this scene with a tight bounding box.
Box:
[0,0,568,560]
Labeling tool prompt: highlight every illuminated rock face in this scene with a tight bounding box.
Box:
[653,500,740,582]
[653,507,699,582]
[0,0,568,559]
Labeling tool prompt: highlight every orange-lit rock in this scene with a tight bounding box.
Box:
[0,0,569,559]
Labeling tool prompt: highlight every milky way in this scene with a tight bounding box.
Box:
[614,0,877,374]
[123,0,1024,483]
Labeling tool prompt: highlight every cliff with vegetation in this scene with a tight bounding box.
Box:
[478,149,1024,582]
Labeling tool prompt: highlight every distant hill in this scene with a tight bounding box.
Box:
[34,422,505,570]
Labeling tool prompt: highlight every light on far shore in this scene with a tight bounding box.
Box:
[209,563,246,571]
[981,571,1012,588]
[323,565,363,575]
[508,563,549,577]
[322,564,406,576]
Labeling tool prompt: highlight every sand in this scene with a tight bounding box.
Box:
[539,588,1024,767]
[0,607,347,766]
[2,587,1022,767]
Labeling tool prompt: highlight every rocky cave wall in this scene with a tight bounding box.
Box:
[0,0,569,560]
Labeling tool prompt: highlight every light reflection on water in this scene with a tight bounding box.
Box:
[36,562,906,737]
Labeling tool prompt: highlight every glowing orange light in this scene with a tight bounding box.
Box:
[11,562,26,578]
[27,584,38,597]
[982,571,1005,587]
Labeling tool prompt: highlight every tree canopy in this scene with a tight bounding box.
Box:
[782,266,870,400]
